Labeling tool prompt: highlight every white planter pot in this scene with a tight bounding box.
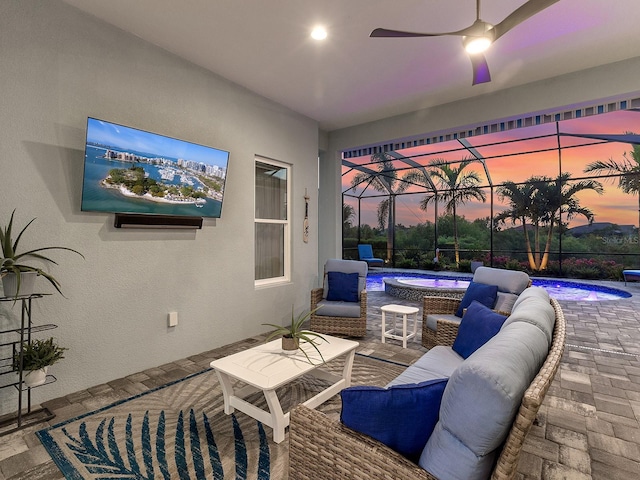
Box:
[2,271,37,298]
[24,366,48,387]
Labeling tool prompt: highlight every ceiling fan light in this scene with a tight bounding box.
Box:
[463,36,492,54]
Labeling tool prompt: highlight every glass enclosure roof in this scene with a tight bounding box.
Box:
[342,110,640,229]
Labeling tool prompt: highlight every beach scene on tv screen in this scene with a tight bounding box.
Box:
[82,118,229,218]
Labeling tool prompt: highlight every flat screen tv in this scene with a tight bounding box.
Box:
[81,117,229,219]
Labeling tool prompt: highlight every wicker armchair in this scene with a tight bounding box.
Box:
[310,259,368,337]
[421,296,465,349]
[289,298,566,480]
[421,296,513,349]
[422,267,532,349]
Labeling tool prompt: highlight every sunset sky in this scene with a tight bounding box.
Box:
[343,110,640,229]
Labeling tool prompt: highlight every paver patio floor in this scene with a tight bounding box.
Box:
[1,279,640,479]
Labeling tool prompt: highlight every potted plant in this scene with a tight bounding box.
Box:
[13,337,67,387]
[0,210,84,298]
[262,306,327,364]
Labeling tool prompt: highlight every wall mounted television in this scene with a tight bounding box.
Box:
[81,117,229,219]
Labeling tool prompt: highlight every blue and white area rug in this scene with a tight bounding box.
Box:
[37,353,408,479]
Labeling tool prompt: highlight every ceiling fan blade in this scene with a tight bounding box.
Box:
[470,53,491,85]
[492,0,560,40]
[370,25,476,38]
[370,28,440,38]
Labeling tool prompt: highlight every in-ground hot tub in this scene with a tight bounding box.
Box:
[383,277,469,301]
[366,272,631,302]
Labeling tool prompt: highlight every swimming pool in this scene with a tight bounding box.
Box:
[366,272,631,301]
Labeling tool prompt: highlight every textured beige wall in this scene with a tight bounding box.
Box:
[0,1,319,415]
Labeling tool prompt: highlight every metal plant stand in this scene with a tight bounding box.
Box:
[0,294,57,436]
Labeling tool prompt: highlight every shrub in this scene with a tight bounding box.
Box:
[504,259,524,271]
[573,266,601,279]
[457,260,472,273]
[544,257,625,280]
[395,255,416,269]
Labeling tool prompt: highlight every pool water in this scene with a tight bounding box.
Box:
[366,272,631,302]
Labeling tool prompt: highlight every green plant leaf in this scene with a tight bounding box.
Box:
[261,305,327,363]
[14,337,67,371]
[1,210,84,298]
[11,215,36,257]
[297,333,327,364]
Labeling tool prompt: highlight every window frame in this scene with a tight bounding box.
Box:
[254,156,291,286]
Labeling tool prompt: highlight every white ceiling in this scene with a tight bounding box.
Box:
[61,0,640,131]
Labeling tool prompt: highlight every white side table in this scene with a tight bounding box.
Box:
[381,304,420,348]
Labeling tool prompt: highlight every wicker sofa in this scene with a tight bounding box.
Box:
[289,287,566,480]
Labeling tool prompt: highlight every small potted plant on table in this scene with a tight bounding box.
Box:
[262,307,327,364]
[1,210,84,298]
[13,337,67,387]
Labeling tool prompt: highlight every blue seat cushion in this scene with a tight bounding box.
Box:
[455,281,498,317]
[452,301,507,359]
[341,378,448,462]
[326,271,359,302]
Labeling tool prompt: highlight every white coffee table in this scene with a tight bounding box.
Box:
[381,304,419,348]
[210,334,358,443]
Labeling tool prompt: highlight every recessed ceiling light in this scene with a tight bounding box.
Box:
[311,26,327,41]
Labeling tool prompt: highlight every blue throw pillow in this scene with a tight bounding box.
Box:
[455,281,498,317]
[452,300,508,359]
[340,378,448,462]
[327,271,359,302]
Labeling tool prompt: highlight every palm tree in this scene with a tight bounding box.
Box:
[497,174,603,271]
[537,173,603,270]
[497,176,562,270]
[398,166,438,216]
[584,139,640,247]
[422,158,486,267]
[398,166,438,258]
[342,203,355,231]
[349,153,399,262]
[496,181,538,269]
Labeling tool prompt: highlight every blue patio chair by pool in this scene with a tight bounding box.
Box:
[623,270,640,285]
[357,244,384,268]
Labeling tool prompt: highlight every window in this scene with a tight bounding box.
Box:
[255,157,290,285]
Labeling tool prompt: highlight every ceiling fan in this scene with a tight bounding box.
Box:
[370,0,559,85]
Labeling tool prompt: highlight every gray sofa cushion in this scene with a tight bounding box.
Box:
[420,321,549,479]
[473,266,530,294]
[512,284,549,310]
[387,346,463,387]
[504,287,555,345]
[316,299,362,318]
[494,291,518,313]
[421,423,496,480]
